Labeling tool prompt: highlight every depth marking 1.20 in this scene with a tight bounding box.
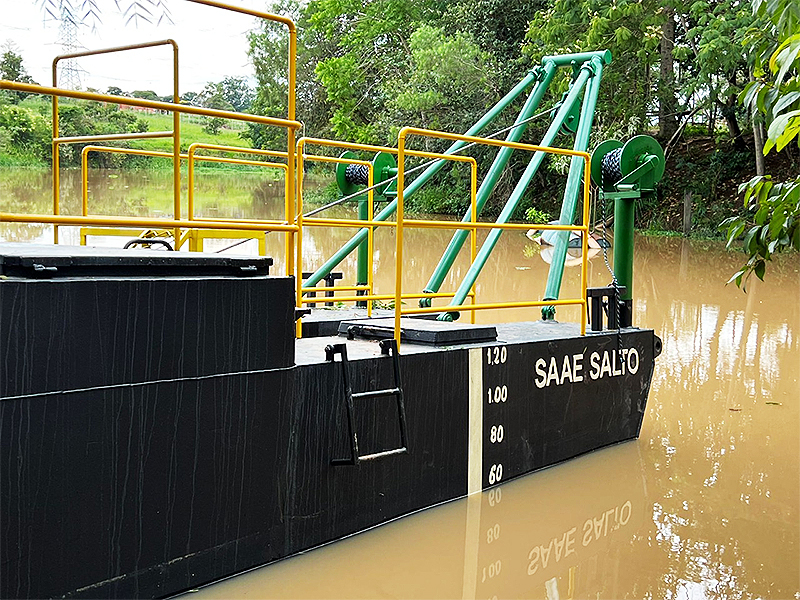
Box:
[487,346,507,365]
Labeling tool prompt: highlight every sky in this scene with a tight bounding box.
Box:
[0,0,276,95]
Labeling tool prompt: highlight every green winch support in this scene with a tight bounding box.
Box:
[335,150,397,305]
[589,135,665,323]
[303,68,543,289]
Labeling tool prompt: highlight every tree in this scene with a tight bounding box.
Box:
[441,0,547,91]
[245,0,333,149]
[722,0,800,287]
[387,25,499,137]
[0,48,36,104]
[305,0,445,143]
[524,0,664,136]
[130,90,160,102]
[672,0,761,148]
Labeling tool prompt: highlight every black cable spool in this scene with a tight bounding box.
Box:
[600,147,623,183]
[344,164,370,186]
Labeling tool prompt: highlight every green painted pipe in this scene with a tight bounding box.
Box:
[441,64,595,317]
[614,197,635,301]
[541,57,606,315]
[356,194,369,306]
[541,50,612,67]
[421,61,557,299]
[303,69,542,289]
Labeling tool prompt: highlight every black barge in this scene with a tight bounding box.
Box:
[0,244,660,598]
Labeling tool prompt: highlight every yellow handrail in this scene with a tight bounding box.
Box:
[187,143,289,228]
[0,212,297,232]
[186,0,299,276]
[79,146,289,233]
[295,137,479,333]
[51,40,181,244]
[395,126,593,345]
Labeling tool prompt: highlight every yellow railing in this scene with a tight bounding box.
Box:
[0,1,594,347]
[393,126,592,344]
[295,137,479,336]
[186,0,299,274]
[51,39,180,244]
[78,144,291,253]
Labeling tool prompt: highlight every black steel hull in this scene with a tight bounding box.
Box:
[0,247,659,598]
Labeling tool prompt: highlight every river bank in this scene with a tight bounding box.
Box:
[1,97,798,239]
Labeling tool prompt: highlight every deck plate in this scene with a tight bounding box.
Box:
[338,316,498,345]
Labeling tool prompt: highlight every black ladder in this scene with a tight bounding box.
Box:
[326,339,409,465]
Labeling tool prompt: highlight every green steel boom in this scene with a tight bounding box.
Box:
[307,50,622,323]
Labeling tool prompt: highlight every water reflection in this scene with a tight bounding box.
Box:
[191,237,797,599]
[1,168,797,598]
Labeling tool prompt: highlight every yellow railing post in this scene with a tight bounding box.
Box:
[51,40,182,244]
[395,134,406,347]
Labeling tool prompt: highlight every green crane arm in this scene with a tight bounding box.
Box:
[419,60,557,304]
[541,56,606,318]
[439,59,601,319]
[302,69,542,289]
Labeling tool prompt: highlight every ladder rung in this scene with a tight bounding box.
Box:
[352,388,401,400]
[359,447,408,461]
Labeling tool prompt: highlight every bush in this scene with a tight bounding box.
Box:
[0,103,50,161]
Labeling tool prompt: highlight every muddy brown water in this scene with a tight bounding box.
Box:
[1,169,798,599]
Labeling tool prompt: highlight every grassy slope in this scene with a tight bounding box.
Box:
[132,113,250,153]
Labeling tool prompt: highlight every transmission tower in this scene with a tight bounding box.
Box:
[56,6,84,90]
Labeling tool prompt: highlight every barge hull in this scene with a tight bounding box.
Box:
[0,247,658,598]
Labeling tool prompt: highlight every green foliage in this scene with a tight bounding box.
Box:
[525,0,663,128]
[442,0,546,79]
[130,90,160,102]
[676,0,762,142]
[724,0,800,286]
[0,49,36,104]
[721,175,800,287]
[524,207,552,224]
[0,103,50,161]
[245,0,329,149]
[403,183,469,215]
[305,0,444,143]
[202,117,224,135]
[199,77,252,113]
[387,25,499,135]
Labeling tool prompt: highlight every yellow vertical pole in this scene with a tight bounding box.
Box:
[295,139,305,338]
[81,149,89,215]
[51,63,59,244]
[470,161,477,324]
[188,147,196,221]
[367,166,374,317]
[172,43,181,247]
[285,26,297,278]
[580,157,591,335]
[395,133,406,348]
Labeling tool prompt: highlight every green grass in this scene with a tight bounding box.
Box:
[132,113,251,153]
[0,152,44,167]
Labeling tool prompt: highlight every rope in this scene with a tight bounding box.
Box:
[600,164,625,366]
[213,103,557,253]
[303,104,556,218]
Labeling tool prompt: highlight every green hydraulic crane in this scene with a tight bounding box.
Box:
[306,50,615,322]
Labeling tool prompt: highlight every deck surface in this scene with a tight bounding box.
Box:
[296,318,593,364]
